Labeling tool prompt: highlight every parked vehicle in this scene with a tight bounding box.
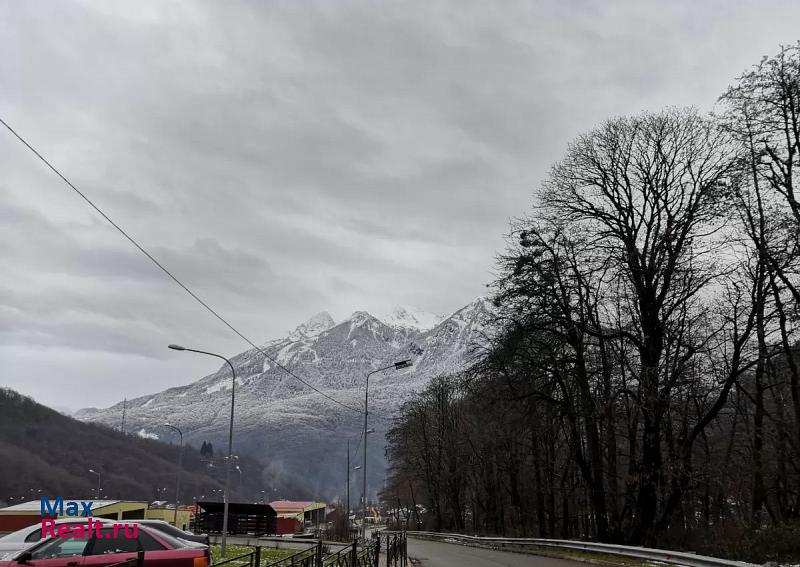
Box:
[0,519,114,559]
[129,520,209,547]
[0,524,209,567]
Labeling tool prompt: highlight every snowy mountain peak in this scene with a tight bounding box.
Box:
[348,310,378,327]
[442,296,490,321]
[76,297,489,499]
[380,305,442,331]
[289,311,335,339]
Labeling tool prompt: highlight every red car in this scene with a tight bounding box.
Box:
[0,524,209,567]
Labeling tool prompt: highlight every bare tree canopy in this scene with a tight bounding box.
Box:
[384,44,800,564]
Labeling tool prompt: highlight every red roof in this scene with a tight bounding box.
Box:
[270,501,319,511]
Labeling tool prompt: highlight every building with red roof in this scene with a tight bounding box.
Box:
[269,500,326,535]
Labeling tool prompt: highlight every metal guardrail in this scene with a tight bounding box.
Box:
[407,531,757,567]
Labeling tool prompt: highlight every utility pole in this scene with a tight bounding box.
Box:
[362,387,368,539]
[362,360,411,539]
[169,344,237,557]
[163,424,183,526]
[346,440,350,535]
[120,398,126,434]
[89,469,101,500]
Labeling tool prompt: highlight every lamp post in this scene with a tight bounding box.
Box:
[162,423,183,526]
[353,464,363,537]
[362,360,411,539]
[169,344,237,557]
[88,469,101,500]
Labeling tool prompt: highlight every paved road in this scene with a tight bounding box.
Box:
[407,538,581,567]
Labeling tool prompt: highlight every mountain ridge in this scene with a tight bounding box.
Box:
[75,297,491,499]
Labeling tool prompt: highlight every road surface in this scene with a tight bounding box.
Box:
[407,538,581,567]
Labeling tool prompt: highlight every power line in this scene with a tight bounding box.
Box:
[351,428,365,461]
[0,117,364,415]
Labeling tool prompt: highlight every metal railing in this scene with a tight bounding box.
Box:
[266,544,323,567]
[323,539,379,567]
[208,533,407,567]
[382,531,407,567]
[213,550,258,567]
[407,531,757,567]
[212,543,321,567]
[209,534,347,551]
[323,543,355,567]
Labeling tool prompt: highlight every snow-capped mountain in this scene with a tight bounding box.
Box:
[287,311,335,341]
[379,305,443,331]
[75,298,491,499]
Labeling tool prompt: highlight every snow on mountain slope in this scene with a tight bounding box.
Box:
[75,297,491,499]
[287,311,336,341]
[379,305,442,331]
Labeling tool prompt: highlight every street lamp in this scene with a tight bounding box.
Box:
[169,344,237,557]
[162,423,184,526]
[345,441,350,533]
[235,465,242,492]
[362,359,410,539]
[88,469,101,500]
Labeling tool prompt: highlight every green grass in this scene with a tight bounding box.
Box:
[210,544,297,566]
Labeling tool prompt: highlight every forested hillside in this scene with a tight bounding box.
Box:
[0,388,310,504]
[384,43,800,563]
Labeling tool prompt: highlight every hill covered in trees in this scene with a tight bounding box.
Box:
[0,388,310,505]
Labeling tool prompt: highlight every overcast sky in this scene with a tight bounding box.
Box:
[1,0,799,411]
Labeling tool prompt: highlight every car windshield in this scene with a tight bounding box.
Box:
[29,535,88,560]
[89,529,139,555]
[137,526,189,549]
[0,529,32,543]
[140,522,184,538]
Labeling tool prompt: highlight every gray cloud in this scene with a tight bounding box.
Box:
[1,0,799,410]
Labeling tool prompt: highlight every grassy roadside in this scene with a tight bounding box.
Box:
[209,544,297,566]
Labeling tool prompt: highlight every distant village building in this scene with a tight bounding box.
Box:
[269,500,326,535]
